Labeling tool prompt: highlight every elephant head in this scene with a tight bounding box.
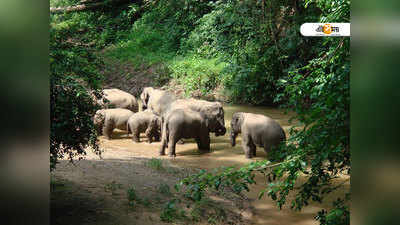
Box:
[149,116,162,133]
[140,87,154,111]
[203,102,226,136]
[230,112,244,146]
[93,109,106,133]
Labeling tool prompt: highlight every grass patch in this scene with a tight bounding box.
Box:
[105,26,176,67]
[140,197,152,208]
[190,198,227,224]
[160,199,187,222]
[104,181,122,195]
[50,177,67,192]
[145,158,165,171]
[127,186,139,207]
[127,186,153,208]
[158,184,172,196]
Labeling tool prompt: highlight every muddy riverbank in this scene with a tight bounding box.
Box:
[51,105,349,225]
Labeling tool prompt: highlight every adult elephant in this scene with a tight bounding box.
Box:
[165,99,226,136]
[230,112,286,158]
[98,88,139,112]
[159,108,226,157]
[140,87,176,115]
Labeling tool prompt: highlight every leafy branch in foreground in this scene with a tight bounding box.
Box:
[175,156,303,202]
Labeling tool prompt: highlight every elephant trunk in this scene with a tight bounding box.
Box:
[141,103,147,111]
[213,118,226,136]
[230,130,237,147]
[215,126,226,136]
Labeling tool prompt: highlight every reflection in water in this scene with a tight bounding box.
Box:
[100,104,349,225]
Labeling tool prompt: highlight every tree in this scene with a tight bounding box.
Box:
[50,0,139,14]
[50,18,103,170]
[173,0,350,224]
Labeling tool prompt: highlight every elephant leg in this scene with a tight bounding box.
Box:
[103,125,113,140]
[145,126,155,143]
[198,134,211,152]
[249,140,257,157]
[159,138,167,155]
[159,133,168,155]
[263,143,271,156]
[195,138,203,151]
[168,135,178,157]
[241,135,253,158]
[154,133,160,142]
[145,131,152,144]
[132,131,140,143]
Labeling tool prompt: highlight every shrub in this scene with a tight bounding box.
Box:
[169,56,226,97]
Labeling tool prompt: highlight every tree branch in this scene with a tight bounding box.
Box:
[50,0,135,14]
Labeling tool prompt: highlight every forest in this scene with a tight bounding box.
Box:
[50,0,350,224]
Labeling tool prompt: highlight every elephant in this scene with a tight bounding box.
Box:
[165,98,226,136]
[159,108,226,157]
[98,88,139,112]
[139,87,176,115]
[140,87,153,111]
[230,112,286,158]
[93,108,135,139]
[126,110,162,143]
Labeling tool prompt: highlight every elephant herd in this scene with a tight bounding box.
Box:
[93,87,286,158]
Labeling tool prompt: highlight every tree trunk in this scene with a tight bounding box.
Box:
[50,0,135,14]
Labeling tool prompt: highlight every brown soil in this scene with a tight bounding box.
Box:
[51,104,349,225]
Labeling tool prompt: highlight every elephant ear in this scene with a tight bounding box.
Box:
[94,110,106,124]
[200,111,210,129]
[232,112,243,129]
[205,103,220,118]
[141,87,151,102]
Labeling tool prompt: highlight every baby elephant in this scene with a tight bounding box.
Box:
[230,112,286,158]
[93,108,134,139]
[127,110,161,143]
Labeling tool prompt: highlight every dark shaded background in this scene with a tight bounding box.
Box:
[0,1,49,225]
[352,0,400,224]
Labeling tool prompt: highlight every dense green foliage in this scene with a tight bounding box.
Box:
[50,0,143,169]
[50,24,102,170]
[50,0,350,224]
[107,0,325,104]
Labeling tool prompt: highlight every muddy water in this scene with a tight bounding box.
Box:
[99,104,349,225]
